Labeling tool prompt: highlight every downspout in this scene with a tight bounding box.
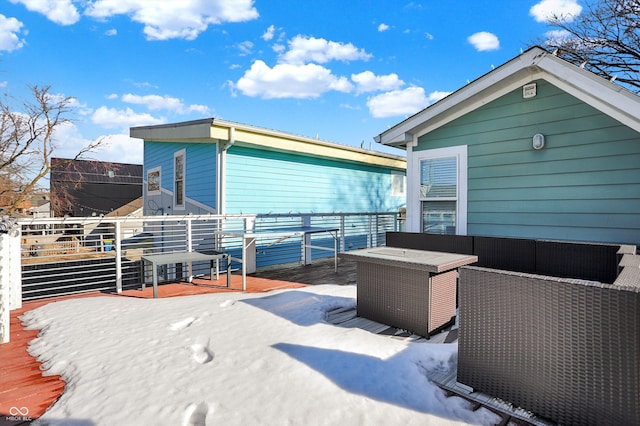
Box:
[218,126,235,215]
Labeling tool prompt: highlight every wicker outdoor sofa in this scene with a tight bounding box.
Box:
[386,232,640,425]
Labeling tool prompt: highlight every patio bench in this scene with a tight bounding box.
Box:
[458,260,640,425]
[386,232,622,282]
[386,232,640,424]
[141,251,231,298]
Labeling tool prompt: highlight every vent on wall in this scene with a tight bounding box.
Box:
[523,83,537,98]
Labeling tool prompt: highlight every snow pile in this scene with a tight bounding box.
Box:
[22,285,499,425]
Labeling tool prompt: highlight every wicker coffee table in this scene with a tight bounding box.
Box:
[340,247,477,337]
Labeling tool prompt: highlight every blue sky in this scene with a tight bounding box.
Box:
[0,0,583,164]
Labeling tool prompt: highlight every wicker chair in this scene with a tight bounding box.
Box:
[458,264,640,425]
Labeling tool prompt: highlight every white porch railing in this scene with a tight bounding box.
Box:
[0,217,21,344]
[0,211,398,342]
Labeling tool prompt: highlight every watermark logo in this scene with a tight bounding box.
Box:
[6,406,32,422]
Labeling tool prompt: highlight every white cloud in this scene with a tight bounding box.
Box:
[91,106,164,130]
[187,104,211,115]
[262,25,275,41]
[91,133,144,164]
[237,40,254,55]
[427,90,451,103]
[122,94,182,111]
[120,94,210,115]
[234,60,353,99]
[544,29,572,46]
[50,121,91,157]
[366,86,429,118]
[105,28,117,36]
[51,122,143,164]
[467,32,500,51]
[60,95,94,116]
[530,0,582,23]
[9,0,80,25]
[84,0,259,41]
[130,80,158,90]
[279,35,372,65]
[54,122,143,164]
[0,14,26,52]
[351,71,404,94]
[378,23,390,32]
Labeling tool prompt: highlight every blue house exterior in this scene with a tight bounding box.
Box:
[375,47,640,245]
[131,119,406,216]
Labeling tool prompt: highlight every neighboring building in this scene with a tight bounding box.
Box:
[27,193,51,218]
[50,158,143,217]
[375,46,640,245]
[131,119,406,216]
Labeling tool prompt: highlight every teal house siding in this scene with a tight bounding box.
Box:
[376,47,640,246]
[133,119,406,217]
[143,141,217,214]
[415,80,640,244]
[225,145,403,214]
[183,143,217,209]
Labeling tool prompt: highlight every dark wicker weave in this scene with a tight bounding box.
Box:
[458,266,640,425]
[535,240,619,283]
[473,236,536,273]
[356,262,457,336]
[386,232,474,254]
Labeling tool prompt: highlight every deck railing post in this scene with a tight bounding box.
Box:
[302,215,312,265]
[243,215,257,274]
[186,218,193,281]
[8,224,21,311]
[114,220,122,294]
[373,214,379,247]
[1,218,21,344]
[0,231,9,343]
[340,215,345,252]
[186,218,193,251]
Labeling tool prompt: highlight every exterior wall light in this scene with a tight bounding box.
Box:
[532,133,545,150]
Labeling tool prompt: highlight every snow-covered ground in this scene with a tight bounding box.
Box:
[23,285,501,425]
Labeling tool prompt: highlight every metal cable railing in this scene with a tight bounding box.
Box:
[15,212,398,300]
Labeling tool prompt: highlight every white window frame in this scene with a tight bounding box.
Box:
[174,149,186,210]
[146,166,161,195]
[407,145,467,234]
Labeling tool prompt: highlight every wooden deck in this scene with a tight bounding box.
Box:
[0,258,544,425]
[0,259,351,423]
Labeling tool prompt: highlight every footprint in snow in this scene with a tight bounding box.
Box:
[183,402,209,426]
[168,317,196,331]
[191,342,214,364]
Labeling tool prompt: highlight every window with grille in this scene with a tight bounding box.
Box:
[147,167,161,194]
[174,150,185,209]
[420,156,458,234]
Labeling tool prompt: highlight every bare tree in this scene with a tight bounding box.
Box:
[542,0,640,92]
[0,85,102,215]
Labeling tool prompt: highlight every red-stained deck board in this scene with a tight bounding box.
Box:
[0,274,308,421]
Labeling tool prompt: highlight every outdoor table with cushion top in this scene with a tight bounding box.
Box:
[340,247,478,337]
[141,251,231,298]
